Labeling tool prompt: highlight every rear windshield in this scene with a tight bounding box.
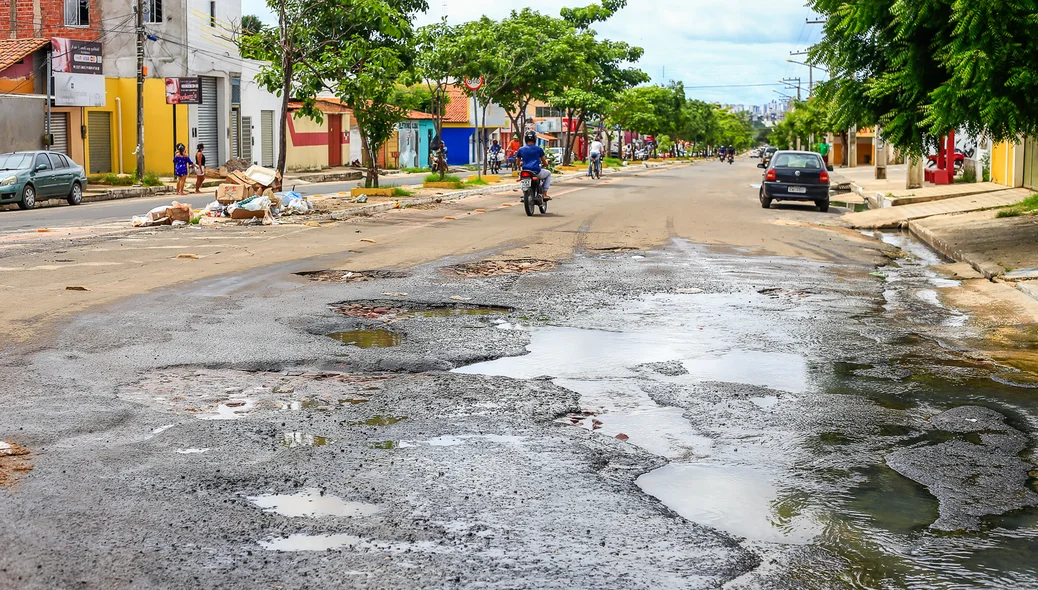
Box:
[0,153,34,170]
[773,153,822,169]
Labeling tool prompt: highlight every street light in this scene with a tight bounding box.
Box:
[786,58,815,95]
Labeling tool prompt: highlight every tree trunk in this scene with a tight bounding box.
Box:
[358,124,378,189]
[275,2,290,178]
[580,115,588,162]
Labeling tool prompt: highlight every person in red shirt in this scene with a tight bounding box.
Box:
[506,137,522,169]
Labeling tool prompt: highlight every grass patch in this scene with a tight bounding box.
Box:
[464,177,489,186]
[402,167,427,174]
[141,171,163,187]
[392,187,414,197]
[996,193,1038,218]
[604,157,623,168]
[88,173,134,186]
[425,174,461,184]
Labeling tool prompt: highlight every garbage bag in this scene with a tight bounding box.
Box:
[240,196,271,211]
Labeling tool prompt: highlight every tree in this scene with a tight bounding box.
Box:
[240,14,263,35]
[810,0,1038,154]
[242,0,427,184]
[411,20,464,144]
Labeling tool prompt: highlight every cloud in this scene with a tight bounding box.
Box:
[240,0,823,104]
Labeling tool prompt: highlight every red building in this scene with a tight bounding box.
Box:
[4,0,104,41]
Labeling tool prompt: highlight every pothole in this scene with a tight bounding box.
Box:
[296,269,409,283]
[0,441,32,488]
[326,329,402,348]
[330,300,512,322]
[248,488,379,518]
[281,432,333,448]
[446,258,557,277]
[352,415,407,427]
[591,246,642,253]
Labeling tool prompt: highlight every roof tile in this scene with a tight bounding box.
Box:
[0,38,49,75]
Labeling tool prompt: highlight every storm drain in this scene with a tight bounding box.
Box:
[447,259,557,278]
[296,269,409,283]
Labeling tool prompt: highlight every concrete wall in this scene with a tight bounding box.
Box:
[0,94,46,152]
[238,60,281,168]
[7,0,103,40]
[285,111,349,172]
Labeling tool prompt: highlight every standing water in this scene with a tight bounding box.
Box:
[457,239,1038,587]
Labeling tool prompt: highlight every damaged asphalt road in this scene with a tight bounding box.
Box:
[2,162,1038,589]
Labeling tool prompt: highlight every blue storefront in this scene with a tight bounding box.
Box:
[441,127,475,166]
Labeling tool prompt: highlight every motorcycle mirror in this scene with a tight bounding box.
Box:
[757,163,765,168]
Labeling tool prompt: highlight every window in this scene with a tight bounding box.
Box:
[773,154,822,169]
[144,0,162,24]
[64,0,89,26]
[48,154,67,169]
[59,154,72,168]
[209,1,216,27]
[230,76,241,105]
[535,107,562,118]
[35,154,50,170]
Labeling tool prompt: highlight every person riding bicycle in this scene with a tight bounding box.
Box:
[506,137,521,169]
[587,137,604,177]
[516,130,551,201]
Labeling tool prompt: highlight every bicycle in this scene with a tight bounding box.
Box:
[588,154,602,179]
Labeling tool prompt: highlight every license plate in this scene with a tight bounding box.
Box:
[520,179,532,190]
[788,186,807,194]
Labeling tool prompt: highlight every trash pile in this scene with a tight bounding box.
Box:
[131,201,193,227]
[447,258,558,277]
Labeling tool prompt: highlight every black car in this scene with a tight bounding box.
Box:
[759,150,832,212]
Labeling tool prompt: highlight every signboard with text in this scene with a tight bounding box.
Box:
[53,72,105,107]
[165,77,202,104]
[51,38,103,75]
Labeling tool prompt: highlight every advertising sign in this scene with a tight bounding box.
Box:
[53,72,106,107]
[165,77,202,104]
[51,38,103,75]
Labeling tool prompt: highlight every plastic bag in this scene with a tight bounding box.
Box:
[241,196,271,211]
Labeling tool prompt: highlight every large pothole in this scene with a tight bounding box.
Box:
[0,441,32,488]
[446,258,557,277]
[295,269,409,283]
[330,300,512,323]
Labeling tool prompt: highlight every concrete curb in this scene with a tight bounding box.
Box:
[284,171,364,185]
[907,218,1005,280]
[1,185,175,212]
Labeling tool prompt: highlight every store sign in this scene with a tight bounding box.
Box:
[53,72,105,107]
[51,38,103,75]
[535,118,561,133]
[165,77,202,104]
[397,122,419,130]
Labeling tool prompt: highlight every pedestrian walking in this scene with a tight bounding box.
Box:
[173,143,192,196]
[193,143,207,194]
[818,140,830,165]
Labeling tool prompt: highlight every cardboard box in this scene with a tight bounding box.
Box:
[217,183,246,203]
[230,208,267,220]
[166,207,192,223]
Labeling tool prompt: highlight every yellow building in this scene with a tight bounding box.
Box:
[81,78,191,177]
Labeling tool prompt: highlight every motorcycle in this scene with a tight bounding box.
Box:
[926,149,966,172]
[519,169,548,216]
[727,153,734,165]
[488,150,503,174]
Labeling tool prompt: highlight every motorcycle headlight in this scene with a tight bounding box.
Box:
[0,175,17,187]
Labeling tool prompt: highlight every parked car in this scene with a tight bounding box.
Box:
[546,147,577,164]
[760,146,778,167]
[0,151,87,210]
[759,150,833,212]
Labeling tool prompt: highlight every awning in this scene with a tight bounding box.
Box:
[536,133,555,142]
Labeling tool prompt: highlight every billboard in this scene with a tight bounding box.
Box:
[165,77,202,104]
[53,72,105,107]
[51,38,103,75]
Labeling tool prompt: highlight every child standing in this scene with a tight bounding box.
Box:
[173,143,192,195]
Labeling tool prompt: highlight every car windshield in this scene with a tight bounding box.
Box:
[0,153,34,170]
[773,153,822,169]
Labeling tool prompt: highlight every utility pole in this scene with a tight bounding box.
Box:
[135,0,145,178]
[782,78,802,101]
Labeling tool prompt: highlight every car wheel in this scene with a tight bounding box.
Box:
[759,189,772,209]
[817,199,830,213]
[67,182,83,206]
[18,184,36,210]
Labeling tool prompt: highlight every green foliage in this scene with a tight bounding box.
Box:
[240,14,264,35]
[996,194,1038,218]
[142,171,162,187]
[811,0,1038,155]
[603,157,623,168]
[657,135,674,154]
[982,153,991,182]
[392,187,413,197]
[464,177,489,186]
[88,173,134,186]
[769,98,834,150]
[402,167,427,173]
[425,174,461,183]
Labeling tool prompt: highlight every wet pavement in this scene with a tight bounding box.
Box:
[2,205,1037,588]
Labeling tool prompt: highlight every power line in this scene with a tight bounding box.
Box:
[683,83,786,89]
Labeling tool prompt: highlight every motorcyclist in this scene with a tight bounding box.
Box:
[506,137,521,169]
[587,136,604,177]
[488,139,502,170]
[516,129,551,201]
[727,145,734,159]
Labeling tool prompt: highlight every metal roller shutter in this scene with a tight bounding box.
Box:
[241,115,253,163]
[50,112,69,155]
[261,110,274,167]
[197,77,220,164]
[230,108,240,159]
[87,111,111,174]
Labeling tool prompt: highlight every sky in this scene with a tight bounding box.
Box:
[243,0,826,106]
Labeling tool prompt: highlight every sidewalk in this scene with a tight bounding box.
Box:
[841,188,1031,229]
[910,209,1038,280]
[831,165,1004,207]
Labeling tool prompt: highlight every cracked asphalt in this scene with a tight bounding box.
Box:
[2,160,1037,589]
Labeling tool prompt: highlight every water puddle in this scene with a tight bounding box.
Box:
[352,415,407,427]
[248,488,379,518]
[175,448,210,454]
[637,463,821,544]
[282,432,332,447]
[326,329,402,348]
[397,434,525,447]
[684,351,808,393]
[259,533,362,552]
[199,399,256,420]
